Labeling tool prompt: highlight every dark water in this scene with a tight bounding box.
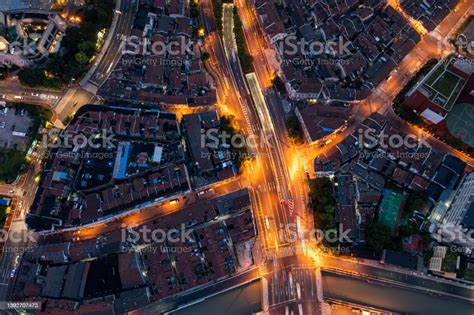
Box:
[170,280,262,315]
[322,272,474,315]
[170,273,474,315]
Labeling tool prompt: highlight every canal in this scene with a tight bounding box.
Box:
[322,271,474,315]
[169,280,262,315]
[168,272,474,315]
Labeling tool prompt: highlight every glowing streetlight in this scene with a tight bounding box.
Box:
[197,27,205,37]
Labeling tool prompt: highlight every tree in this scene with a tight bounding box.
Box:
[271,74,285,93]
[308,177,337,232]
[19,68,46,87]
[201,52,210,62]
[405,190,428,214]
[285,116,304,144]
[78,41,95,55]
[75,51,90,65]
[365,222,391,251]
[0,67,8,80]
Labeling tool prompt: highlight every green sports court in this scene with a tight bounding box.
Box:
[379,189,407,233]
[446,102,474,147]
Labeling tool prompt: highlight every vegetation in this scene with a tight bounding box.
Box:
[19,0,115,89]
[405,190,428,215]
[393,58,438,115]
[285,116,304,144]
[392,57,473,157]
[0,67,8,80]
[0,205,7,226]
[201,51,211,62]
[233,7,254,74]
[213,0,223,34]
[220,115,251,173]
[19,68,63,90]
[308,177,336,234]
[0,149,27,184]
[441,249,458,273]
[8,102,52,142]
[190,0,200,18]
[365,222,392,251]
[271,74,286,94]
[0,103,52,183]
[462,267,474,282]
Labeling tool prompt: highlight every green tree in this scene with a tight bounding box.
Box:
[308,177,337,232]
[75,51,90,65]
[19,68,46,87]
[405,190,428,214]
[365,222,391,251]
[271,74,285,93]
[201,52,211,62]
[0,67,8,80]
[78,41,95,55]
[285,116,304,144]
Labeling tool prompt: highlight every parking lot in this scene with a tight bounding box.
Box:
[0,105,34,151]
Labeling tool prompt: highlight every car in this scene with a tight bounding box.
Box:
[31,93,39,97]
[9,269,16,278]
[304,166,310,178]
[0,121,5,129]
[169,199,179,205]
[13,95,23,100]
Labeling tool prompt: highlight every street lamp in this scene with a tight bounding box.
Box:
[197,27,205,37]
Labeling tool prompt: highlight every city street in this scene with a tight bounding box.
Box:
[0,0,473,313]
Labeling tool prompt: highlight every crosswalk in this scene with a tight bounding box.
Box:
[256,181,278,193]
[267,265,320,308]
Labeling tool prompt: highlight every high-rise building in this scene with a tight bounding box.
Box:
[438,172,474,247]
